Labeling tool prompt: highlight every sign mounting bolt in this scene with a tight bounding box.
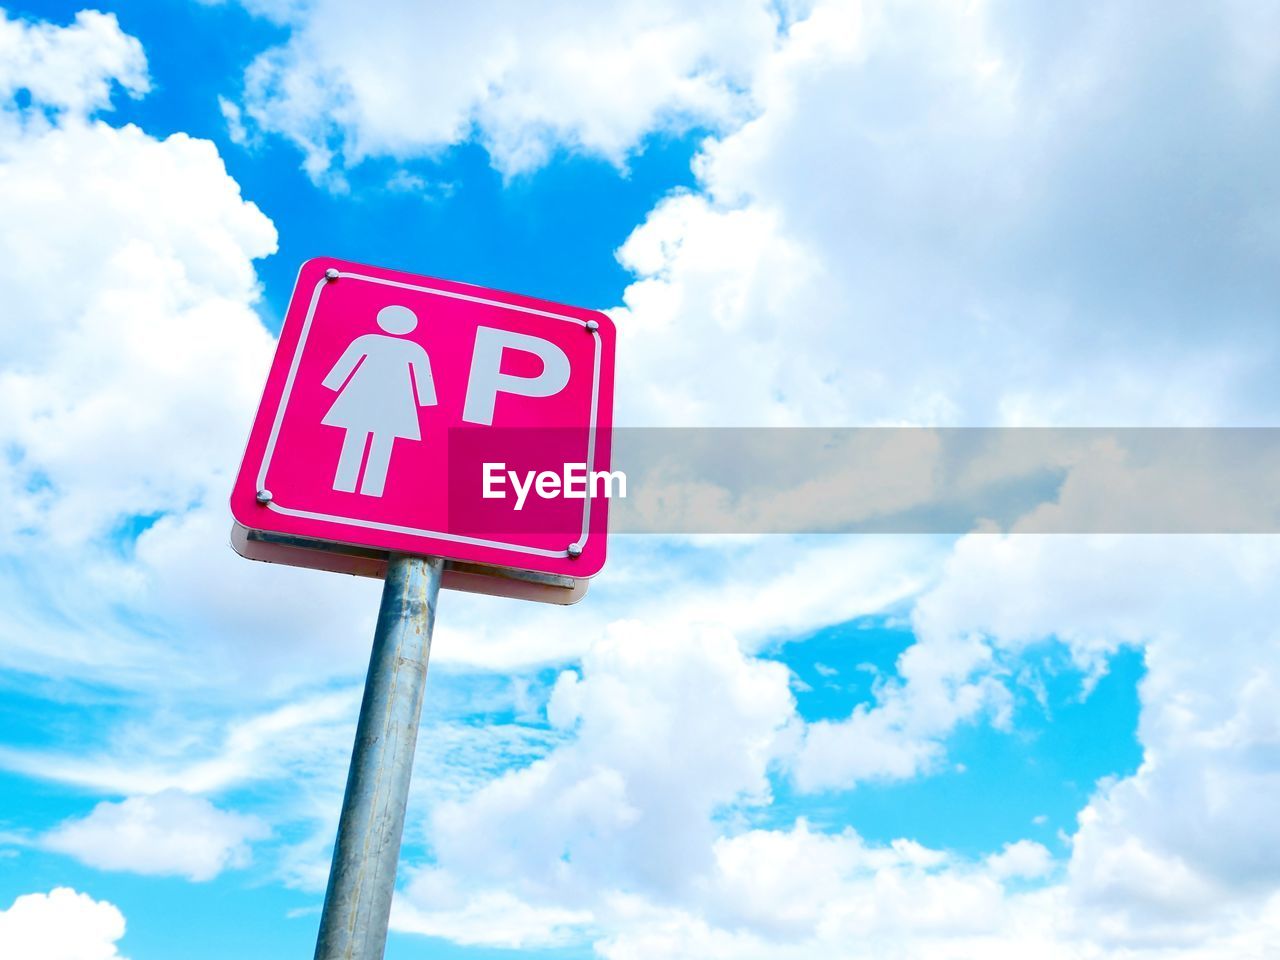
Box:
[325,268,340,281]
[585,320,599,332]
[256,488,273,504]
[567,543,583,558]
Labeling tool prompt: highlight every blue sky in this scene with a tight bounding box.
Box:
[1,3,1279,959]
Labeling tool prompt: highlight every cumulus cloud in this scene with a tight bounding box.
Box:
[42,790,269,881]
[0,120,275,546]
[388,615,1184,958]
[0,888,126,960]
[0,10,270,547]
[421,621,796,904]
[392,559,1280,958]
[426,533,934,673]
[226,0,783,181]
[379,622,791,945]
[775,524,1280,950]
[0,6,388,692]
[917,534,1280,945]
[588,17,1280,949]
[792,630,1009,790]
[0,9,147,117]
[385,616,1058,957]
[986,840,1054,881]
[611,0,1280,427]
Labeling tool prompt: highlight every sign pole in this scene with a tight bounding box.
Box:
[314,553,444,960]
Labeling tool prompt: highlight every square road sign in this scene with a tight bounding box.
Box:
[230,258,616,580]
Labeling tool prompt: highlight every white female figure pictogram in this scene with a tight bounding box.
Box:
[321,304,436,497]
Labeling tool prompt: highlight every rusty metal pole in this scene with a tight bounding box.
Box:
[314,554,444,960]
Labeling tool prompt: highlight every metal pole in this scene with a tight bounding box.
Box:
[314,554,445,960]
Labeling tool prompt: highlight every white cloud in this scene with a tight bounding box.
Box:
[611,0,1280,427]
[0,120,275,546]
[767,490,1280,949]
[0,888,126,960]
[0,10,147,117]
[228,0,783,181]
[792,630,1008,790]
[580,16,1280,948]
[386,621,1084,958]
[0,7,392,693]
[390,528,1280,956]
[392,882,592,949]
[987,840,1054,881]
[430,534,936,671]
[42,790,268,882]
[405,782,1089,959]
[913,533,1280,948]
[420,621,796,905]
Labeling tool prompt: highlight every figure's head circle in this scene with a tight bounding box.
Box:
[377,304,418,335]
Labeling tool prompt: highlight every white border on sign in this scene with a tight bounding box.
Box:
[254,270,604,560]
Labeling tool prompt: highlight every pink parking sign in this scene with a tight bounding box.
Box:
[231,258,615,580]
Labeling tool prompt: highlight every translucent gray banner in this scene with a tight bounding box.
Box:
[598,428,1280,533]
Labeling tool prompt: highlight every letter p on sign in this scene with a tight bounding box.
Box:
[230,258,616,584]
[463,328,572,426]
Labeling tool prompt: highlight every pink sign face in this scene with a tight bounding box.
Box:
[231,258,615,578]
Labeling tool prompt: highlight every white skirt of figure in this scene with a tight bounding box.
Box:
[322,333,433,440]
